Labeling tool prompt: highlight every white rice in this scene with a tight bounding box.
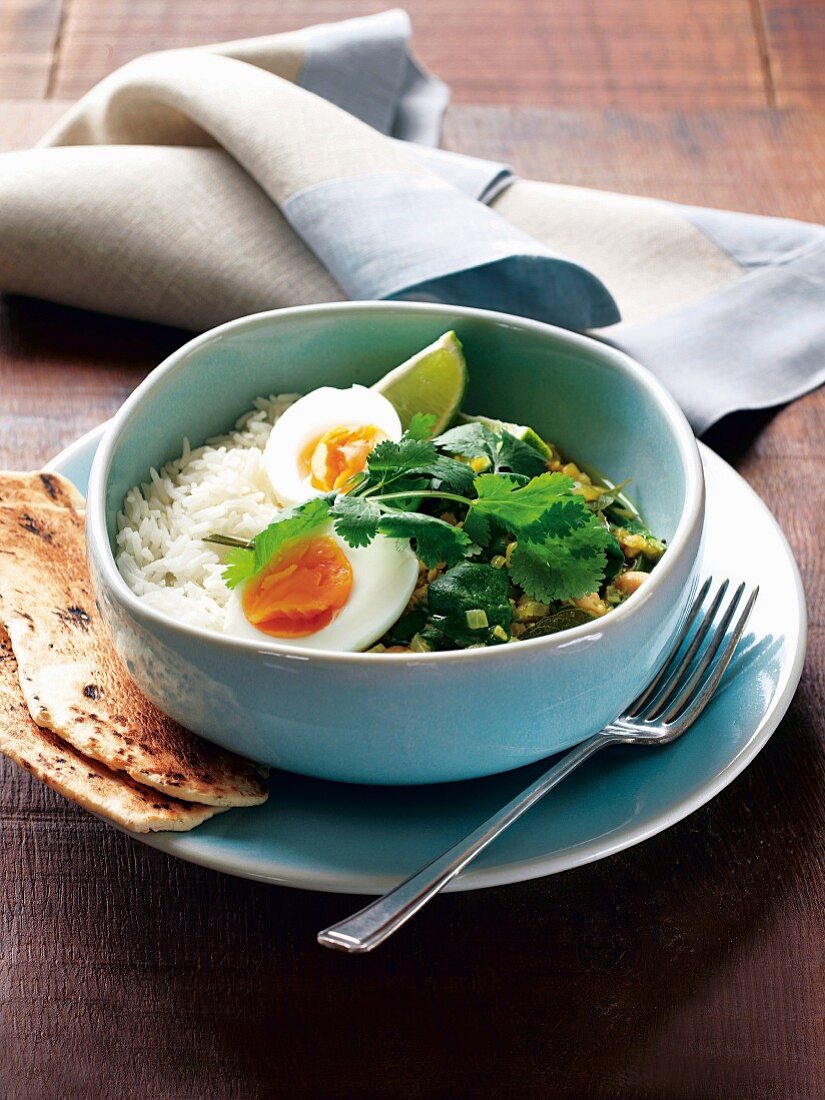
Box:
[115,394,299,631]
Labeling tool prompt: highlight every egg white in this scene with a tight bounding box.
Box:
[224,527,419,652]
[262,385,402,506]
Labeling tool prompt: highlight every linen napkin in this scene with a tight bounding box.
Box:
[0,9,822,432]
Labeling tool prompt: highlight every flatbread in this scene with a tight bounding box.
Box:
[0,629,217,832]
[0,469,86,512]
[0,479,268,808]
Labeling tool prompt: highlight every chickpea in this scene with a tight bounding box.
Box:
[572,592,609,617]
[614,570,649,595]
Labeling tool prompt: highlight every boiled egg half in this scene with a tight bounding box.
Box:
[224,523,419,652]
[262,385,402,506]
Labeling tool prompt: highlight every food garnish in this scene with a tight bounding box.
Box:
[208,413,623,647]
[371,330,467,433]
[118,331,665,653]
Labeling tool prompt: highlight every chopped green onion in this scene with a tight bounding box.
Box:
[514,600,549,621]
[465,608,489,630]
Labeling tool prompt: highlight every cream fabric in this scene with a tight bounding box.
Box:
[45,50,428,199]
[493,182,742,327]
[0,17,739,329]
[0,27,614,330]
[1,14,823,433]
[41,36,307,148]
[0,146,343,328]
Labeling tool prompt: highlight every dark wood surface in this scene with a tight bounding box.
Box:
[1,6,824,1098]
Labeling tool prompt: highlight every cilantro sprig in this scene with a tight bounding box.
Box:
[323,492,472,568]
[355,430,475,497]
[434,422,547,478]
[215,497,332,588]
[206,416,614,605]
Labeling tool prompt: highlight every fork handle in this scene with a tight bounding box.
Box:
[317,732,619,953]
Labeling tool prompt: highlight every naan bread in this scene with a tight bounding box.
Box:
[0,474,268,808]
[0,469,86,512]
[0,629,218,832]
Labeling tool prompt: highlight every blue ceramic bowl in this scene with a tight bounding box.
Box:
[86,302,704,785]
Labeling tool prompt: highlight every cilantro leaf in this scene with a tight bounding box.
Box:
[427,454,475,494]
[222,497,330,588]
[604,532,625,581]
[366,436,437,484]
[435,423,547,478]
[407,412,438,440]
[461,506,491,547]
[221,546,256,588]
[361,434,474,495]
[434,422,497,463]
[470,472,579,537]
[508,519,613,602]
[252,498,330,572]
[329,493,381,548]
[532,497,593,541]
[330,493,472,568]
[497,431,548,477]
[374,511,473,569]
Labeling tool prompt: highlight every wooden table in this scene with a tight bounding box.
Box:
[1,4,823,1098]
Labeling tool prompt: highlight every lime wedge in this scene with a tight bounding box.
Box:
[459,413,554,459]
[372,331,467,434]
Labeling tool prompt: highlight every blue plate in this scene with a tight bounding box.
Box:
[50,428,806,894]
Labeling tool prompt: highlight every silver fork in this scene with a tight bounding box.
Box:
[318,577,758,953]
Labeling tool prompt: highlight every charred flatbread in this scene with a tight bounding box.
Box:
[0,475,268,808]
[0,469,86,512]
[0,629,218,832]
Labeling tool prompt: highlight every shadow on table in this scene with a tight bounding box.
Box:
[701,404,784,466]
[0,293,190,368]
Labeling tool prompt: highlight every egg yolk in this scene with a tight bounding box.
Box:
[303,424,387,492]
[242,536,353,638]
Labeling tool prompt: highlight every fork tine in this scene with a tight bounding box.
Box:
[647,581,745,721]
[625,576,714,718]
[633,576,730,721]
[661,586,758,728]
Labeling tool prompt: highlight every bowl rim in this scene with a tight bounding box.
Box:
[86,300,705,666]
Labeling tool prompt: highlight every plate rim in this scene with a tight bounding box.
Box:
[48,427,807,895]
